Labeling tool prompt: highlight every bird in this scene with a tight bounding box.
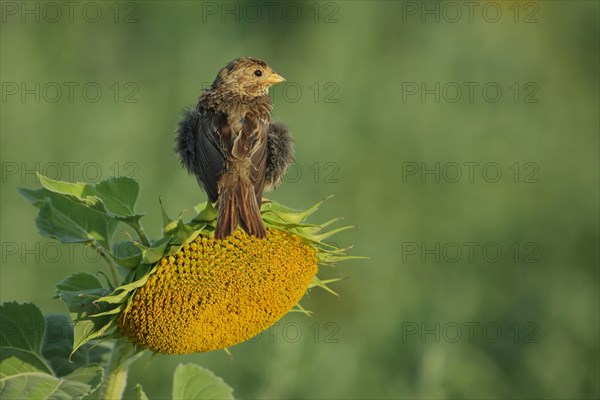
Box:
[175,57,293,240]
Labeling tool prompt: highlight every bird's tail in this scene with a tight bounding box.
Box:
[215,163,267,240]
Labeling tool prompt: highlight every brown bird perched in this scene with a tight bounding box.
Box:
[175,57,293,239]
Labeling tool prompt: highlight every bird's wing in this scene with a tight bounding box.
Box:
[265,122,294,191]
[193,106,227,203]
[175,107,221,199]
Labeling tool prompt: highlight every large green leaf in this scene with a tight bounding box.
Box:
[0,302,51,374]
[39,174,143,221]
[0,358,103,400]
[55,274,115,355]
[172,364,234,400]
[42,315,110,377]
[20,175,143,250]
[19,189,117,249]
[0,303,103,400]
[39,175,108,214]
[91,177,140,217]
[37,175,88,198]
[56,273,110,315]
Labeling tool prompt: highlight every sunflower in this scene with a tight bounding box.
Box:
[20,175,358,356]
[120,227,320,354]
[102,197,356,355]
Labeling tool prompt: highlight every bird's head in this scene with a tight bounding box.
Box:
[212,57,285,97]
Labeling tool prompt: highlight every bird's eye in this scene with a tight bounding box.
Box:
[254,69,262,77]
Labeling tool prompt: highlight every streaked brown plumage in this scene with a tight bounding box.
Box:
[175,57,291,239]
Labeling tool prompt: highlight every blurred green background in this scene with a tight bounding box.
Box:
[1,1,598,398]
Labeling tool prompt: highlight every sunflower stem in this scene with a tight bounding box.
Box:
[129,220,151,247]
[98,339,141,400]
[93,243,119,287]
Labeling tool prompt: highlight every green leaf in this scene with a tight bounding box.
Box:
[38,174,143,221]
[296,224,356,243]
[91,177,140,218]
[42,315,110,378]
[71,318,118,356]
[19,189,118,249]
[55,275,114,355]
[172,364,234,400]
[0,302,51,374]
[162,200,210,245]
[160,197,178,234]
[56,274,110,316]
[36,175,105,214]
[0,303,104,400]
[0,302,45,355]
[135,383,149,400]
[112,241,142,269]
[192,201,218,223]
[168,218,206,245]
[96,271,153,305]
[38,174,89,198]
[261,196,332,225]
[0,358,103,400]
[133,236,171,265]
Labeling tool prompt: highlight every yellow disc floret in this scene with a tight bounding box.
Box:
[119,228,318,354]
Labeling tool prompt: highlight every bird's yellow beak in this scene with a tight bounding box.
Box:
[267,73,286,85]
